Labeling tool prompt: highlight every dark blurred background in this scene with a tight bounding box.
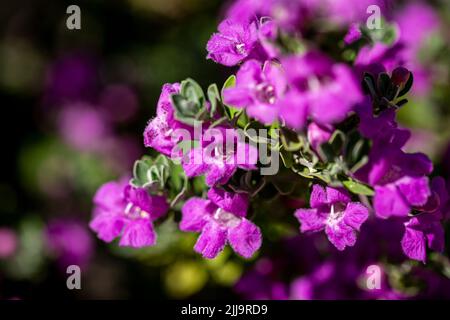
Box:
[0,0,242,299]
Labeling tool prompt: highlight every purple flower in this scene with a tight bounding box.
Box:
[322,0,393,26]
[90,180,169,248]
[355,106,434,219]
[226,0,319,32]
[294,184,369,251]
[282,52,363,125]
[58,102,110,151]
[363,138,432,219]
[206,19,259,66]
[223,60,287,125]
[43,53,98,106]
[0,228,18,259]
[182,126,258,186]
[143,83,193,157]
[401,177,448,262]
[46,219,94,269]
[258,18,280,59]
[394,3,441,96]
[180,187,262,259]
[307,122,333,151]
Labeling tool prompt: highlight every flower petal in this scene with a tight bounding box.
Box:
[119,219,156,248]
[207,187,249,217]
[325,223,356,251]
[228,219,262,258]
[343,202,369,231]
[180,198,211,232]
[194,222,227,259]
[294,208,326,233]
[182,147,208,178]
[326,187,351,205]
[309,184,327,208]
[374,184,410,218]
[397,176,430,207]
[90,212,126,243]
[401,226,426,262]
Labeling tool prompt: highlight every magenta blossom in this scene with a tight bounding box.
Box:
[180,187,262,259]
[294,184,369,251]
[226,0,318,32]
[206,19,259,66]
[307,122,333,151]
[224,60,287,125]
[360,126,432,218]
[90,180,169,248]
[401,177,448,262]
[282,52,363,125]
[370,149,432,219]
[355,105,433,219]
[58,103,110,151]
[395,3,441,96]
[143,83,193,157]
[182,126,258,186]
[46,219,94,268]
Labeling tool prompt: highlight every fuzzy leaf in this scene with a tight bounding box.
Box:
[343,180,374,196]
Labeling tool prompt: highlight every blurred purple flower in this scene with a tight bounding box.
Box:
[223,60,287,125]
[44,53,98,106]
[344,23,362,45]
[0,228,18,259]
[46,219,94,268]
[395,3,441,96]
[283,52,363,125]
[321,0,393,26]
[58,102,111,151]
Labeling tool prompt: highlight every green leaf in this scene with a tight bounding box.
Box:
[171,78,207,125]
[130,155,170,189]
[342,180,374,196]
[171,94,197,117]
[222,75,236,94]
[181,78,205,105]
[207,83,221,117]
[221,75,241,119]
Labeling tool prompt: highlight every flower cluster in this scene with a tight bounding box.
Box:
[91,0,448,270]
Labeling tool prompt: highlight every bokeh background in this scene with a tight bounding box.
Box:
[1,0,450,299]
